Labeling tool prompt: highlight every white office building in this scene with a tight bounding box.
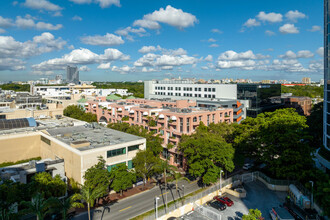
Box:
[144,80,237,101]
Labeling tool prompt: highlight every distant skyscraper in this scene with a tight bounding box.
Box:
[302,77,311,84]
[321,0,330,172]
[66,66,79,84]
[55,74,62,81]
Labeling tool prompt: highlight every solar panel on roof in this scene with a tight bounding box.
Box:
[0,118,37,130]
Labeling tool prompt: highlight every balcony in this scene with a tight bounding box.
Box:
[172,130,182,136]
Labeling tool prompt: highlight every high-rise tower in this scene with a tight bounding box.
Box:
[66,66,79,84]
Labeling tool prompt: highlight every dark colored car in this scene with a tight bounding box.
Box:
[213,196,234,207]
[207,200,226,211]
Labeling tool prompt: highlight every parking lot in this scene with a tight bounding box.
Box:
[193,180,287,220]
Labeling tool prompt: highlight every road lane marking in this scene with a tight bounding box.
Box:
[119,206,132,212]
[159,192,169,196]
[190,180,198,184]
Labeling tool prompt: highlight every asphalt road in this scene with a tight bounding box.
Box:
[73,179,202,220]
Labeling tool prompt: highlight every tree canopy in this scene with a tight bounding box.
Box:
[32,172,66,198]
[133,149,159,186]
[92,82,144,98]
[242,209,263,220]
[281,85,323,98]
[179,122,235,184]
[63,105,97,122]
[109,163,136,196]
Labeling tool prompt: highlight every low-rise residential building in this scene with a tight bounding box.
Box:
[0,117,146,184]
[282,96,312,116]
[85,98,234,169]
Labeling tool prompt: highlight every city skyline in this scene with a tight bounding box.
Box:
[0,0,323,82]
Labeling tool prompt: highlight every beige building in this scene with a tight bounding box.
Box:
[0,119,146,184]
[302,77,311,84]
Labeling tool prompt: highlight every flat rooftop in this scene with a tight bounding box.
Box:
[46,124,144,151]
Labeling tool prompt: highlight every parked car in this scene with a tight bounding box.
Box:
[207,200,226,211]
[243,163,253,170]
[213,196,234,207]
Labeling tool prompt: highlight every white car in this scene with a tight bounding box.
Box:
[243,163,253,170]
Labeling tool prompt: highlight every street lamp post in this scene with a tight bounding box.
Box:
[155,196,160,219]
[219,170,223,195]
[182,184,185,198]
[309,181,314,209]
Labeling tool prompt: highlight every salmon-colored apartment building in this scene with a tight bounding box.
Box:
[85,98,236,169]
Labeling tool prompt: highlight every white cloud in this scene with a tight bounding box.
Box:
[95,0,120,8]
[138,45,162,53]
[72,15,83,21]
[115,27,147,41]
[209,44,219,48]
[211,28,222,34]
[257,11,283,23]
[201,66,208,70]
[32,48,129,71]
[15,16,63,30]
[141,67,157,72]
[23,0,62,11]
[285,10,306,22]
[279,24,299,34]
[204,55,213,62]
[97,62,111,69]
[0,28,5,33]
[69,0,92,3]
[316,47,324,57]
[112,65,133,74]
[0,32,66,59]
[308,25,321,32]
[133,19,160,30]
[218,50,259,60]
[163,48,187,56]
[79,65,90,71]
[265,30,275,36]
[0,58,25,71]
[243,18,260,27]
[0,16,13,28]
[279,50,314,59]
[208,38,217,42]
[134,5,198,30]
[81,33,124,46]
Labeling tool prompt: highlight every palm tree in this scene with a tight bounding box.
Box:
[171,172,190,194]
[73,185,105,220]
[49,196,84,220]
[20,193,53,220]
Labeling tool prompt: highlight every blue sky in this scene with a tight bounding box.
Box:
[0,0,323,82]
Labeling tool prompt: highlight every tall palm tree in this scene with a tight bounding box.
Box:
[171,172,190,194]
[73,185,104,220]
[49,196,84,220]
[20,193,53,220]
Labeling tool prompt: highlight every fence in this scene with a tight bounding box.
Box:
[139,171,321,220]
[195,204,221,220]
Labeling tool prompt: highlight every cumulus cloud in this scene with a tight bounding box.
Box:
[79,65,90,71]
[0,28,5,33]
[81,33,124,46]
[209,44,219,48]
[279,24,299,34]
[112,65,133,74]
[316,47,324,57]
[133,5,198,30]
[204,55,213,62]
[0,16,13,28]
[141,67,157,72]
[279,50,314,59]
[211,28,222,34]
[265,30,275,36]
[97,62,111,69]
[0,58,25,71]
[208,38,217,42]
[138,45,162,53]
[15,15,63,30]
[285,10,306,22]
[72,15,82,21]
[69,0,92,3]
[115,26,147,41]
[243,18,260,27]
[256,11,283,23]
[70,0,120,8]
[308,25,321,32]
[0,32,66,59]
[23,0,62,11]
[32,48,129,71]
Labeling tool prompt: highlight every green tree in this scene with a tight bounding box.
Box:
[110,163,136,196]
[32,172,66,198]
[73,185,105,220]
[83,156,111,195]
[171,172,190,193]
[179,122,235,184]
[48,196,84,220]
[242,209,262,220]
[20,193,53,220]
[235,108,313,180]
[132,149,158,187]
[63,105,97,122]
[281,85,324,98]
[306,102,323,147]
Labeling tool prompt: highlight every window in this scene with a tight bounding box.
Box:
[193,117,197,122]
[204,94,207,98]
[180,118,183,132]
[204,88,207,92]
[107,148,126,158]
[199,116,202,121]
[208,88,211,92]
[207,115,210,125]
[212,88,216,92]
[212,114,215,123]
[128,145,139,151]
[107,162,126,172]
[41,136,51,145]
[187,118,190,133]
[128,160,134,169]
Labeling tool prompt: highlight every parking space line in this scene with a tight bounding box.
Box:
[119,206,132,212]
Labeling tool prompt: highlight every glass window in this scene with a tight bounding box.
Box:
[107,148,126,158]
[128,145,139,151]
[128,160,134,169]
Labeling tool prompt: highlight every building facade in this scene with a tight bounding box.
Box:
[85,98,234,169]
[321,0,330,172]
[302,77,311,84]
[66,66,79,84]
[282,96,312,116]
